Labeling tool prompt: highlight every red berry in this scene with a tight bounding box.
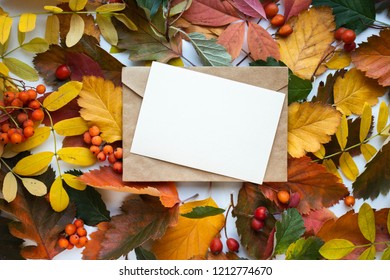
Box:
[36,84,46,94]
[113,161,123,174]
[226,238,239,252]
[334,27,347,40]
[251,218,265,231]
[254,206,268,221]
[278,24,293,37]
[341,29,356,44]
[343,42,356,52]
[209,237,223,255]
[55,64,71,80]
[264,2,278,18]
[270,14,285,27]
[344,195,355,207]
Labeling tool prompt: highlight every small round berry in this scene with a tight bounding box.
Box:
[83,131,92,144]
[69,234,80,245]
[23,119,34,128]
[31,109,44,122]
[88,125,100,137]
[209,237,223,255]
[278,24,293,37]
[7,128,16,137]
[28,100,41,110]
[251,218,265,231]
[1,123,10,132]
[11,98,23,107]
[103,144,114,155]
[10,133,22,144]
[264,2,278,18]
[91,135,102,146]
[0,133,9,144]
[78,236,88,247]
[57,237,69,249]
[113,161,123,174]
[226,238,240,252]
[76,227,87,237]
[254,206,268,221]
[334,27,347,41]
[277,190,290,204]
[344,195,355,207]
[23,126,34,138]
[108,153,117,164]
[3,91,15,103]
[90,145,101,155]
[17,91,29,104]
[27,89,37,100]
[55,64,71,80]
[270,14,285,27]
[65,223,77,235]
[17,112,29,124]
[343,42,356,52]
[97,151,106,161]
[73,219,84,228]
[36,84,46,94]
[114,147,123,159]
[66,243,74,250]
[341,29,356,44]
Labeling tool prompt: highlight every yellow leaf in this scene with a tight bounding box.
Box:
[322,159,341,179]
[96,3,126,12]
[377,101,389,134]
[277,7,335,80]
[168,57,184,66]
[69,0,88,11]
[78,76,122,143]
[325,51,351,70]
[66,13,85,47]
[0,61,9,76]
[288,102,341,158]
[10,126,51,153]
[336,114,348,150]
[0,15,12,45]
[19,13,36,33]
[152,197,225,260]
[21,178,47,196]
[62,174,86,191]
[49,176,69,212]
[358,245,376,260]
[360,143,377,162]
[360,103,372,142]
[21,37,49,53]
[113,13,137,31]
[358,203,376,243]
[53,117,89,136]
[96,14,118,46]
[2,57,39,81]
[312,144,325,159]
[13,151,54,176]
[2,172,18,203]
[45,15,60,45]
[43,6,63,13]
[29,166,49,177]
[333,68,386,116]
[339,152,359,181]
[57,147,97,166]
[43,81,83,111]
[319,239,355,260]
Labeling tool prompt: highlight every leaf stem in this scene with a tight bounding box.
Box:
[0,157,23,180]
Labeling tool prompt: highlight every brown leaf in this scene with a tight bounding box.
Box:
[302,208,337,235]
[174,18,224,39]
[81,222,110,260]
[312,69,347,105]
[217,21,245,59]
[0,216,24,260]
[247,22,280,61]
[62,135,89,148]
[283,0,312,20]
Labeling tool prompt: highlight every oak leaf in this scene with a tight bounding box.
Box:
[277,7,335,80]
[247,22,280,61]
[283,0,312,20]
[217,21,245,60]
[288,102,341,158]
[152,197,224,260]
[351,29,390,87]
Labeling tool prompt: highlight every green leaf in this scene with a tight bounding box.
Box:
[181,206,225,219]
[285,237,324,260]
[358,202,376,243]
[2,57,38,81]
[382,247,390,260]
[21,37,49,53]
[250,57,282,67]
[312,0,376,33]
[113,13,137,31]
[274,208,306,255]
[319,239,355,259]
[358,245,376,260]
[136,0,162,18]
[135,246,157,260]
[288,74,312,104]
[187,32,232,66]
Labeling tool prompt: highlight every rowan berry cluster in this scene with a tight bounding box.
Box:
[83,125,123,173]
[0,84,46,145]
[209,237,240,255]
[334,27,357,52]
[57,219,88,250]
[265,2,293,37]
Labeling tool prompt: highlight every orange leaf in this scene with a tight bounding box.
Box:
[302,208,337,235]
[217,21,245,59]
[247,22,280,61]
[284,0,312,20]
[78,166,179,208]
[351,29,390,87]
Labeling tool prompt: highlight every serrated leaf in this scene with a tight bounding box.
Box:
[274,208,306,255]
[325,50,351,70]
[62,173,86,191]
[377,101,389,134]
[135,246,157,260]
[285,237,324,260]
[284,0,312,20]
[188,32,231,66]
[53,117,88,136]
[358,203,376,243]
[9,126,51,153]
[96,3,126,12]
[2,57,38,81]
[113,13,137,31]
[360,143,377,162]
[21,37,49,53]
[0,15,12,45]
[339,152,359,181]
[247,22,280,61]
[360,103,372,142]
[19,13,36,33]
[96,14,118,46]
[319,239,355,260]
[13,152,54,176]
[288,73,312,104]
[21,178,47,197]
[0,216,24,260]
[381,247,390,260]
[66,14,85,47]
[69,0,88,11]
[2,172,18,203]
[45,15,60,45]
[181,206,225,219]
[43,81,83,111]
[217,21,245,60]
[358,245,376,260]
[49,176,69,212]
[43,6,63,13]
[57,147,97,166]
[335,114,348,150]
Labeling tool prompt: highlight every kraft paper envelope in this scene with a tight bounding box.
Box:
[122,66,288,182]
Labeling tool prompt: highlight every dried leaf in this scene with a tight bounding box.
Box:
[217,21,245,60]
[13,152,54,176]
[325,50,351,70]
[19,13,36,33]
[96,3,126,12]
[57,147,97,166]
[335,114,348,150]
[339,152,359,181]
[2,172,18,203]
[21,37,49,53]
[43,6,63,13]
[319,239,355,260]
[358,203,376,243]
[312,69,347,105]
[231,0,266,18]
[247,22,280,61]
[0,216,24,260]
[96,14,118,46]
[21,178,47,197]
[53,117,89,136]
[377,101,389,134]
[383,247,390,260]
[360,143,377,162]
[62,173,86,191]
[66,14,85,47]
[49,176,69,212]
[285,237,324,260]
[69,0,88,11]
[43,81,83,111]
[302,208,337,235]
[283,0,312,20]
[2,57,38,81]
[152,197,224,260]
[288,102,341,158]
[0,15,12,44]
[358,245,376,260]
[113,13,137,31]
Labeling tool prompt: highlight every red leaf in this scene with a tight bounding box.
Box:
[217,21,245,59]
[66,52,105,81]
[38,94,81,126]
[283,0,312,20]
[232,0,267,18]
[303,208,337,235]
[247,22,280,61]
[78,166,180,208]
[183,0,240,27]
[62,135,88,148]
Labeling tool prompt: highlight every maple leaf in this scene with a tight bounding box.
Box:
[83,195,178,259]
[288,102,341,158]
[78,166,180,208]
[283,0,312,20]
[302,208,337,235]
[217,21,245,60]
[263,156,348,214]
[151,197,224,260]
[247,22,280,61]
[351,29,390,87]
[277,7,335,80]
[0,216,24,260]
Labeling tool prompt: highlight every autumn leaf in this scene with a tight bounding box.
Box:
[247,22,280,61]
[0,15,12,44]
[49,176,69,212]
[78,166,180,208]
[217,21,245,60]
[0,216,24,260]
[152,197,224,260]
[13,152,54,176]
[19,13,36,33]
[288,102,341,158]
[302,208,337,235]
[53,117,89,136]
[283,0,312,20]
[231,0,267,18]
[351,29,390,87]
[319,239,355,260]
[325,50,351,70]
[43,81,83,111]
[277,7,335,80]
[57,147,97,166]
[312,69,347,105]
[285,237,324,260]
[78,76,122,143]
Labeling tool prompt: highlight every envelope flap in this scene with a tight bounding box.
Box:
[122,67,151,97]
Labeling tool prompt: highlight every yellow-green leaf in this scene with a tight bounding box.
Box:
[2,57,39,81]
[49,176,69,212]
[168,57,184,66]
[96,14,118,46]
[43,81,83,111]
[322,158,341,179]
[113,13,137,31]
[62,173,86,191]
[57,147,97,166]
[382,247,390,260]
[21,37,49,53]
[45,15,60,45]
[21,178,47,196]
[169,0,192,16]
[326,51,351,70]
[53,117,89,136]
[377,101,389,134]
[360,103,372,142]
[312,144,325,159]
[43,6,63,13]
[0,61,9,76]
[358,202,376,243]
[18,30,25,45]
[358,245,376,260]
[361,143,377,162]
[13,151,54,176]
[336,114,348,150]
[2,172,18,203]
[319,239,355,260]
[0,15,12,44]
[96,3,126,12]
[19,13,36,33]
[339,152,359,181]
[10,126,51,153]
[69,0,88,11]
[66,13,85,47]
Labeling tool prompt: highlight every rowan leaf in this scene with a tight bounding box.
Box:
[152,197,224,260]
[2,57,38,81]
[335,114,348,150]
[288,73,312,104]
[57,147,97,166]
[19,13,36,33]
[62,173,86,191]
[339,152,359,181]
[113,13,137,31]
[285,237,324,260]
[21,178,47,197]
[360,143,377,162]
[377,101,389,134]
[69,0,88,11]
[322,158,341,178]
[333,68,386,116]
[96,14,118,46]
[217,21,245,60]
[2,172,18,203]
[0,61,9,76]
[43,6,63,13]
[232,0,267,18]
[78,76,122,143]
[21,37,49,53]
[383,247,390,260]
[13,152,54,176]
[49,176,69,212]
[0,216,24,260]
[358,203,376,243]
[181,206,225,219]
[359,245,376,260]
[360,103,372,142]
[96,3,126,13]
[78,166,180,208]
[351,29,390,87]
[43,81,83,111]
[277,7,335,80]
[247,22,280,61]
[288,102,341,158]
[53,117,89,136]
[66,14,85,47]
[325,50,351,70]
[283,0,312,20]
[169,0,193,16]
[0,15,13,44]
[319,239,355,260]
